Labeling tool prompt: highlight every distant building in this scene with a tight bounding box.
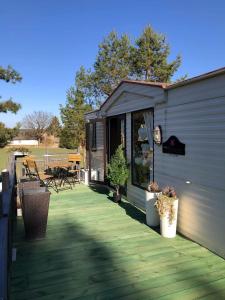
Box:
[9,138,39,146]
[9,129,59,147]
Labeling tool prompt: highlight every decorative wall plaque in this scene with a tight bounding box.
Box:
[153,125,162,145]
[162,136,185,155]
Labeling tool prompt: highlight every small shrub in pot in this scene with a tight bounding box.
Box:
[155,186,179,238]
[107,145,129,203]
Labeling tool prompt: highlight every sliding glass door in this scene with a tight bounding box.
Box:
[131,109,154,190]
[107,114,126,161]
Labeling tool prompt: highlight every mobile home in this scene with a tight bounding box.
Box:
[85,67,225,259]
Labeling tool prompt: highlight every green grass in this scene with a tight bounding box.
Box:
[11,185,225,300]
[0,147,10,170]
[0,147,75,172]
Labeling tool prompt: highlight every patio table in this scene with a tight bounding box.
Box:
[47,162,73,169]
[47,162,74,189]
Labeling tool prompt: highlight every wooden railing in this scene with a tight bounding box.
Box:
[0,155,16,300]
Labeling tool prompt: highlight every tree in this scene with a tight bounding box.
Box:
[107,144,129,201]
[0,65,22,148]
[75,31,132,106]
[75,66,98,107]
[0,65,22,83]
[94,31,131,96]
[22,111,53,143]
[0,65,22,113]
[131,25,181,82]
[47,116,61,137]
[0,122,19,148]
[74,26,182,106]
[60,88,92,149]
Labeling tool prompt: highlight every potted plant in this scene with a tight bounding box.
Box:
[146,181,161,227]
[107,144,129,203]
[155,186,179,238]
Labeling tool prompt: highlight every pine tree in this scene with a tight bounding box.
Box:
[94,31,131,96]
[131,25,181,82]
[0,65,22,147]
[60,88,92,149]
[75,66,98,107]
[75,31,131,106]
[74,26,182,106]
[47,116,61,137]
[0,65,22,113]
[0,122,19,148]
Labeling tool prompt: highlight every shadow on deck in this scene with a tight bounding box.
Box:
[11,184,225,300]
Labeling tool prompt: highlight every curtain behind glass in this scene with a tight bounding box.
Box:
[143,111,153,148]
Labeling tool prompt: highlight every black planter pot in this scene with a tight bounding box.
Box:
[22,188,51,239]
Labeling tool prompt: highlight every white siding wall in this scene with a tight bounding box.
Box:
[103,83,164,116]
[154,77,225,258]
[125,75,225,258]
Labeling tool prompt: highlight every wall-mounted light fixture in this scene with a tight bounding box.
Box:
[153,125,162,145]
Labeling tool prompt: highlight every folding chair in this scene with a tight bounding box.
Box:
[68,153,82,185]
[26,159,59,193]
[46,161,73,190]
[22,156,36,177]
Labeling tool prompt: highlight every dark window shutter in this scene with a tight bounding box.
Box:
[91,122,97,150]
[85,123,90,151]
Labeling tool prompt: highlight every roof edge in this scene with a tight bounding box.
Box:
[167,66,225,90]
[84,108,100,116]
[99,79,167,111]
[85,66,225,117]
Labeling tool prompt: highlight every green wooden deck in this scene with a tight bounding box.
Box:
[11,185,225,300]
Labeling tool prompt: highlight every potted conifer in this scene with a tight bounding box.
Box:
[107,144,129,203]
[146,181,161,227]
[155,186,179,238]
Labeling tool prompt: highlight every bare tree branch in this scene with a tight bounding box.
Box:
[22,111,53,143]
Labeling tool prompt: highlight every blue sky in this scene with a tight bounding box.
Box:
[0,0,225,127]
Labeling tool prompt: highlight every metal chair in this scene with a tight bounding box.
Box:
[22,156,36,177]
[46,161,73,190]
[68,154,81,184]
[26,159,59,193]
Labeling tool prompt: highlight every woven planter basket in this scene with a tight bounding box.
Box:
[22,188,51,239]
[18,180,40,200]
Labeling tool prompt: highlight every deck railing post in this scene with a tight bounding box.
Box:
[0,158,15,300]
[0,192,2,219]
[0,170,10,219]
[2,170,10,192]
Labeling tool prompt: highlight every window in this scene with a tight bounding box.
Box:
[132,109,154,189]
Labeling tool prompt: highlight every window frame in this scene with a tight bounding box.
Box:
[131,107,154,191]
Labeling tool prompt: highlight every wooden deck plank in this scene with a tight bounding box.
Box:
[11,185,225,300]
